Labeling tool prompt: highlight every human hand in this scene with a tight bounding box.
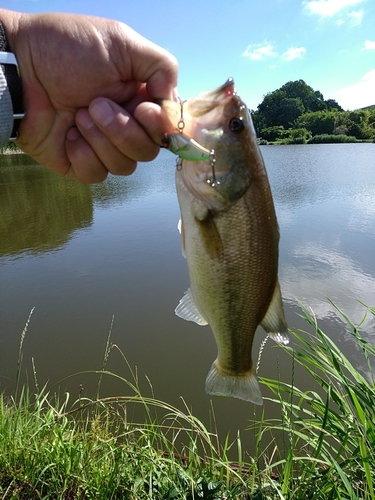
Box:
[1,9,178,182]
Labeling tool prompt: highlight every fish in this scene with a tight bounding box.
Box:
[162,78,289,404]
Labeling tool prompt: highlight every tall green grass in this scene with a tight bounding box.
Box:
[256,302,375,499]
[1,302,374,499]
[307,134,358,144]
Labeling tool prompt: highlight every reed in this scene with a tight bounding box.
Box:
[0,301,374,499]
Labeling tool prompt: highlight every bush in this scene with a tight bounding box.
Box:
[260,125,288,142]
[280,136,307,145]
[307,134,357,144]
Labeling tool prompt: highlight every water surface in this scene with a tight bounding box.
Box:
[1,144,374,452]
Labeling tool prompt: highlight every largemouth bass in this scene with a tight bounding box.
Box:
[163,79,288,404]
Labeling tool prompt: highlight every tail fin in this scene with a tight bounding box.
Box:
[205,362,263,405]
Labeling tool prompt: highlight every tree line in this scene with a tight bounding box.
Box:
[251,80,375,144]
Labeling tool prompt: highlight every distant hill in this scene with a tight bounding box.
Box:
[360,104,375,110]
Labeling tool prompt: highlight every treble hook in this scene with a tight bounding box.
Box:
[206,151,219,187]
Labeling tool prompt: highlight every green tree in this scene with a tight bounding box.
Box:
[281,80,326,111]
[257,89,287,128]
[324,99,343,111]
[250,109,264,137]
[257,80,332,130]
[260,125,287,141]
[279,98,305,128]
[296,110,337,136]
[345,110,375,139]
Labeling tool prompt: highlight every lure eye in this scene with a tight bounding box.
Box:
[229,117,245,133]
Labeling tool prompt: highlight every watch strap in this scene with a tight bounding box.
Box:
[0,21,24,140]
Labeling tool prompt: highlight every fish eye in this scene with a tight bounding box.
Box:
[229,117,245,133]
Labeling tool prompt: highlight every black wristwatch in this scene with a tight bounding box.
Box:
[0,21,24,140]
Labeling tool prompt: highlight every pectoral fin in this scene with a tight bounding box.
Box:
[261,281,289,345]
[175,288,208,326]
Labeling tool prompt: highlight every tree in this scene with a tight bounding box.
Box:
[260,126,287,142]
[296,110,337,136]
[325,99,343,111]
[253,79,375,140]
[279,98,305,128]
[345,110,374,139]
[257,89,287,128]
[256,80,331,130]
[282,81,326,111]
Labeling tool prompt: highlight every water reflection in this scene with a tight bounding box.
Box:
[261,143,375,372]
[90,150,176,208]
[0,155,93,257]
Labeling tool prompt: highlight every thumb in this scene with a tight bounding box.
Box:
[117,24,178,101]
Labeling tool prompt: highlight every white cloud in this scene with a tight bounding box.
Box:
[280,242,375,326]
[347,9,363,25]
[305,0,363,17]
[334,69,375,110]
[364,40,375,50]
[282,47,306,61]
[243,43,306,63]
[242,42,278,61]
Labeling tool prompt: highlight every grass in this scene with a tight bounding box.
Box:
[307,134,358,144]
[257,301,375,499]
[0,142,22,154]
[1,301,374,499]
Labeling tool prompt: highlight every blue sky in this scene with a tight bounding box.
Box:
[5,0,375,110]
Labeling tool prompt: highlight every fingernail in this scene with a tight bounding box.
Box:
[90,99,114,127]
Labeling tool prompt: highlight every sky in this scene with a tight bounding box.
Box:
[5,0,375,110]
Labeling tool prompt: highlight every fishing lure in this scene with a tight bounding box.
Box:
[161,133,212,162]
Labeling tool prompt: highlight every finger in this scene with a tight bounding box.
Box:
[65,127,109,183]
[134,101,177,145]
[75,107,139,176]
[86,98,160,162]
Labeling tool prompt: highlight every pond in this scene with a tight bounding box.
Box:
[1,143,374,451]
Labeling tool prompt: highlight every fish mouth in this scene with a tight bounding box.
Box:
[199,78,237,100]
[187,78,237,118]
